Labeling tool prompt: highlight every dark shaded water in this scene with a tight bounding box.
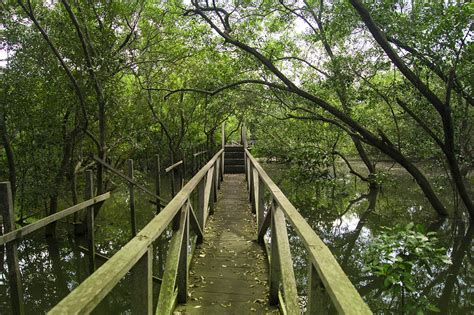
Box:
[0,162,472,314]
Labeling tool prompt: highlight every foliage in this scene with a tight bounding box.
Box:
[365,222,452,314]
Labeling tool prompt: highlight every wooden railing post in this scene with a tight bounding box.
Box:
[209,168,216,215]
[307,261,329,314]
[177,205,190,303]
[244,152,248,185]
[198,178,205,229]
[85,170,96,273]
[220,152,224,182]
[221,123,225,182]
[216,156,221,189]
[155,155,161,214]
[273,206,299,313]
[0,182,25,315]
[213,161,218,202]
[156,206,189,314]
[256,174,265,232]
[248,162,254,205]
[131,247,153,315]
[252,167,261,215]
[128,159,137,236]
[269,200,281,305]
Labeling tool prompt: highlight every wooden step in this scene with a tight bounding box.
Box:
[225,151,244,159]
[224,165,245,174]
[224,158,245,166]
[224,145,244,152]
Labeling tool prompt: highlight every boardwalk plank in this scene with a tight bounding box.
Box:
[174,174,279,314]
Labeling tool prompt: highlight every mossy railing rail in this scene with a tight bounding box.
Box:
[245,149,372,314]
[48,149,224,315]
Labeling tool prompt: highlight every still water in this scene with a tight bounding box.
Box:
[0,162,472,314]
[263,161,473,314]
[0,168,176,314]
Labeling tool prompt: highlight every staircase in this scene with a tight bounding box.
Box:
[224,145,245,173]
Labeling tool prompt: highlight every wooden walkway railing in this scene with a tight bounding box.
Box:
[245,149,372,314]
[48,149,224,315]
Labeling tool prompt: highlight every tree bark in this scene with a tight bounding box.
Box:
[349,0,473,217]
[0,115,16,201]
[189,2,449,216]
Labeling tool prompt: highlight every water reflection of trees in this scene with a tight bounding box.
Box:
[266,164,472,314]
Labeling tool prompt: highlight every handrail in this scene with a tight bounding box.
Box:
[49,149,224,315]
[165,160,183,173]
[0,192,110,245]
[193,150,207,157]
[245,149,371,315]
[92,155,169,204]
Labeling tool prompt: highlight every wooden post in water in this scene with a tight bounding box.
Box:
[128,159,137,236]
[85,170,96,273]
[131,247,153,315]
[155,155,161,214]
[0,182,25,315]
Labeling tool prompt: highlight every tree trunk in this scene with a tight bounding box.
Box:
[0,115,17,200]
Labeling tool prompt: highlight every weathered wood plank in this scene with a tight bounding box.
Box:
[131,247,153,315]
[245,150,371,315]
[193,150,207,157]
[198,178,205,228]
[49,150,223,315]
[258,206,271,244]
[307,260,330,314]
[0,192,110,245]
[165,160,183,173]
[175,174,279,314]
[177,205,189,303]
[188,202,204,243]
[156,209,187,314]
[273,206,299,314]
[269,201,280,305]
[203,167,214,223]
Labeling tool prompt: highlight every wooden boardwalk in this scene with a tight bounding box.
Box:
[175,174,279,314]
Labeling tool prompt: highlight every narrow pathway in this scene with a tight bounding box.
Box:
[174,174,279,314]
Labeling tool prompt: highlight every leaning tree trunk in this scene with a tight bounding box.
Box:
[0,115,16,201]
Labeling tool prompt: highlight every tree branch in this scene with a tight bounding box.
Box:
[145,79,290,99]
